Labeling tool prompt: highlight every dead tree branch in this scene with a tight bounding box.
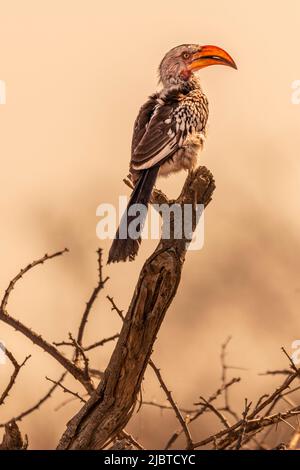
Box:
[57,166,215,449]
[0,372,67,428]
[3,164,298,451]
[0,421,27,450]
[149,360,193,449]
[76,249,109,350]
[0,250,94,394]
[0,346,31,406]
[45,377,87,405]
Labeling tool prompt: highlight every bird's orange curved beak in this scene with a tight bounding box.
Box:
[188,45,237,71]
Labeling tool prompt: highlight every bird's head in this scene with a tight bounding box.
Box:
[159,44,237,87]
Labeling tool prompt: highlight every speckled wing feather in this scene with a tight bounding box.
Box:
[131,91,184,171]
[131,93,158,158]
[131,86,209,172]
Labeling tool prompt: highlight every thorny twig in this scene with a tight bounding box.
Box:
[0,346,31,406]
[46,377,87,405]
[0,249,94,394]
[76,249,109,351]
[0,248,114,433]
[106,295,125,321]
[198,396,230,429]
[149,360,193,450]
[2,248,300,450]
[0,373,67,428]
[191,347,300,450]
[219,336,244,422]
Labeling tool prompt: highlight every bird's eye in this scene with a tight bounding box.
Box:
[182,52,190,60]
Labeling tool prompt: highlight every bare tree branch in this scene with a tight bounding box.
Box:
[166,377,240,449]
[0,346,31,406]
[54,334,119,352]
[2,165,299,451]
[83,334,119,352]
[0,249,68,312]
[106,296,125,321]
[0,250,94,394]
[46,376,87,404]
[235,399,252,449]
[0,372,67,428]
[198,396,230,429]
[119,430,145,451]
[149,360,193,449]
[57,166,215,450]
[140,400,195,414]
[76,248,109,349]
[192,348,300,450]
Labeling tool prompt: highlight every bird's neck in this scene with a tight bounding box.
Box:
[161,74,202,94]
[186,74,202,90]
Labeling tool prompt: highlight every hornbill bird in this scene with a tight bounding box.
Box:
[108,44,237,264]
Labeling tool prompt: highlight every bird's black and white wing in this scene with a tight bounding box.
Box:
[131,94,186,171]
[130,93,158,157]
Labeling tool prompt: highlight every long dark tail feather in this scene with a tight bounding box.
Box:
[107,166,159,264]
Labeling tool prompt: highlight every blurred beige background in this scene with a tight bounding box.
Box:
[1,0,300,449]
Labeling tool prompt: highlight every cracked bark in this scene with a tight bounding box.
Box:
[0,421,27,450]
[57,166,215,449]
